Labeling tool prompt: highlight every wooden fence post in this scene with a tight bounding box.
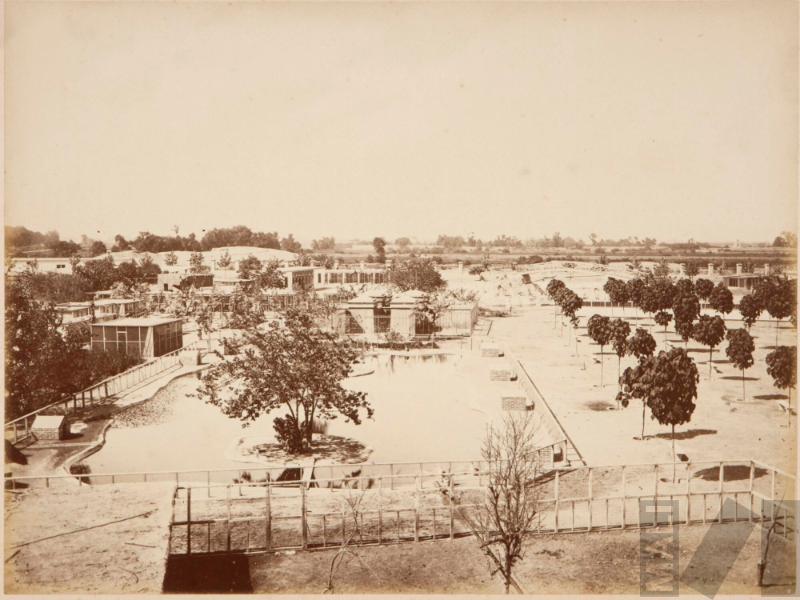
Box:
[187,487,192,555]
[748,461,755,522]
[653,464,659,526]
[414,476,420,542]
[587,467,593,531]
[719,462,724,523]
[554,469,560,531]
[621,466,626,528]
[770,469,776,522]
[226,485,232,552]
[301,485,308,549]
[686,463,692,523]
[266,483,272,551]
[449,476,454,540]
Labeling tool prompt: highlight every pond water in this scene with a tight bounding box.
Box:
[85,350,535,473]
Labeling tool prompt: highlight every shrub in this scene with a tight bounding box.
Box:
[69,463,91,484]
[273,414,305,453]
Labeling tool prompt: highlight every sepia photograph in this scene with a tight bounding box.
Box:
[2,0,798,597]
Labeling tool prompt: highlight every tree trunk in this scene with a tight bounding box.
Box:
[742,369,746,401]
[775,318,780,347]
[672,424,676,483]
[641,401,646,439]
[600,346,604,387]
[504,553,512,594]
[708,347,713,379]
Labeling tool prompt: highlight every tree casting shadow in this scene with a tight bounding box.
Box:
[653,428,717,441]
[694,464,769,482]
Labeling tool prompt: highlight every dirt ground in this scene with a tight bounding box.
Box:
[241,521,795,595]
[4,482,175,594]
[489,301,796,476]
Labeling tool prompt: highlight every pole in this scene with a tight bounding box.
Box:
[266,483,272,551]
[301,485,308,549]
[187,487,192,554]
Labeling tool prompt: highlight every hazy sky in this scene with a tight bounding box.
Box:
[5,1,798,245]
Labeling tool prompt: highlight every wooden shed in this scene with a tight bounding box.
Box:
[31,415,68,441]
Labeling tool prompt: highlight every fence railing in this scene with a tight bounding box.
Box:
[4,450,563,491]
[509,354,584,466]
[165,458,795,555]
[5,340,204,445]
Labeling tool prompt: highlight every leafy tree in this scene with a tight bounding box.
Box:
[198,309,373,452]
[164,251,178,266]
[692,315,727,379]
[708,283,733,315]
[694,278,714,301]
[89,240,107,256]
[394,237,411,252]
[311,237,336,251]
[625,278,646,310]
[653,261,671,279]
[280,234,303,254]
[738,294,762,329]
[758,277,795,346]
[74,256,117,292]
[623,349,698,478]
[111,234,131,251]
[603,277,629,310]
[189,252,207,274]
[587,314,613,386]
[685,262,700,278]
[654,310,672,333]
[238,255,286,289]
[558,289,583,326]
[674,278,694,297]
[640,278,675,315]
[5,281,70,417]
[765,346,797,391]
[217,249,233,269]
[627,328,656,360]
[546,279,566,327]
[675,319,695,348]
[725,328,755,400]
[372,237,387,264]
[611,318,631,381]
[389,258,445,293]
[672,288,700,347]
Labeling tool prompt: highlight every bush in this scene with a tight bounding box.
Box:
[69,463,91,484]
[273,414,306,453]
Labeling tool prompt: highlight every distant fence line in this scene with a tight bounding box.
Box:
[4,340,204,445]
[165,458,796,556]
[4,446,568,491]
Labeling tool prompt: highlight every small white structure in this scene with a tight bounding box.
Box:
[31,415,68,441]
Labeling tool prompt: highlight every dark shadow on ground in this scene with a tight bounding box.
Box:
[251,435,371,465]
[721,376,760,381]
[585,401,616,412]
[693,464,769,482]
[753,394,790,401]
[654,429,717,441]
[163,554,253,593]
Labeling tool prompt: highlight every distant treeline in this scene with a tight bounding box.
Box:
[5,225,304,258]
